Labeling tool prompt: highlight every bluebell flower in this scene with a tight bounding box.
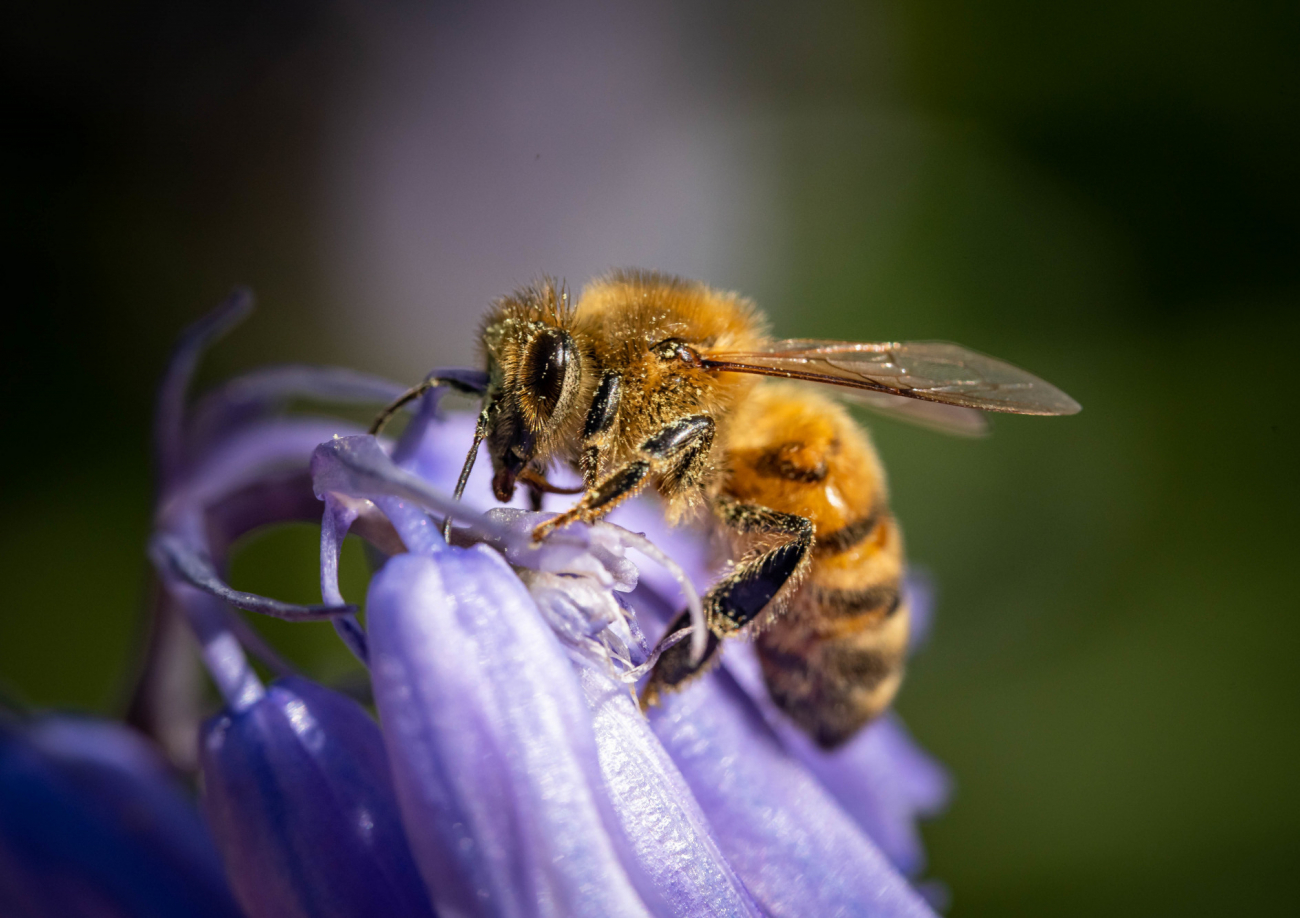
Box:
[0,714,242,918]
[4,291,951,917]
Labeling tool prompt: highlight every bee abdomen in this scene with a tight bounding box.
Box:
[811,581,902,621]
[759,513,910,747]
[756,608,908,748]
[720,382,909,747]
[812,507,883,556]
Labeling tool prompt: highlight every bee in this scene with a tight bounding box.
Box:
[372,270,1079,747]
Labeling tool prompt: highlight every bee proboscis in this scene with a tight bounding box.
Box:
[373,271,1080,747]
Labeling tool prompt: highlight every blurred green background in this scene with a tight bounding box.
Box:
[3,2,1297,915]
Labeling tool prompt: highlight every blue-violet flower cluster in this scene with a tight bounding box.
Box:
[0,292,950,918]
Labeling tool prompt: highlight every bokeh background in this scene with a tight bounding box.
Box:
[4,1,1298,914]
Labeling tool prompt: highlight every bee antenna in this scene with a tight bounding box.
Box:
[443,404,488,542]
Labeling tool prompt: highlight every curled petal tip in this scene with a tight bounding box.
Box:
[150,533,357,621]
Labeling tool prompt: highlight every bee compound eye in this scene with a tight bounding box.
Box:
[525,329,577,417]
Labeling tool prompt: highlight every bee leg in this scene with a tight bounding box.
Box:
[709,501,815,631]
[580,446,601,490]
[639,609,722,709]
[531,460,652,542]
[640,502,813,708]
[531,414,715,542]
[580,371,623,488]
[368,370,489,437]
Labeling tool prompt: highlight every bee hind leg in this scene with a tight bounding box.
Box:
[640,502,813,709]
[638,609,722,710]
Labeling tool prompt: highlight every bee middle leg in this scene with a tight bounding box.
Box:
[530,414,715,542]
[640,502,813,708]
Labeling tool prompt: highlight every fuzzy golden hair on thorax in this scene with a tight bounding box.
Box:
[568,270,768,517]
[575,269,768,358]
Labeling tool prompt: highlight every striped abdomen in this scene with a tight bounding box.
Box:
[719,383,908,748]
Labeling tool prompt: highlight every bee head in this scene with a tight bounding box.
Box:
[480,284,585,502]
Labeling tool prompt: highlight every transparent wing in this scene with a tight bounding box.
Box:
[702,339,1081,416]
[835,388,990,437]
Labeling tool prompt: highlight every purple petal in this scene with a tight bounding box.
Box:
[719,582,950,877]
[152,295,383,668]
[170,584,268,713]
[736,668,949,877]
[578,666,763,917]
[777,713,949,880]
[604,499,718,600]
[904,570,937,654]
[648,668,938,918]
[527,570,625,644]
[187,364,407,456]
[200,676,434,918]
[634,564,950,881]
[386,368,489,466]
[311,437,693,624]
[154,419,364,630]
[152,532,355,622]
[315,493,374,663]
[366,547,660,918]
[311,435,507,540]
[203,468,323,556]
[0,717,242,918]
[155,288,253,486]
[155,419,368,662]
[161,418,360,538]
[487,508,639,589]
[420,366,490,393]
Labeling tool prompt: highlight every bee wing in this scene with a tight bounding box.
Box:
[702,339,1081,416]
[832,388,991,437]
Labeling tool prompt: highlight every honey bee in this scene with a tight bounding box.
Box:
[372,270,1079,747]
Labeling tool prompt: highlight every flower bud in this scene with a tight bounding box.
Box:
[200,677,434,918]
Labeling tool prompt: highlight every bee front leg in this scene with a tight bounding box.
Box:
[530,414,715,542]
[530,459,653,542]
[640,502,813,709]
[368,370,489,437]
